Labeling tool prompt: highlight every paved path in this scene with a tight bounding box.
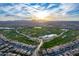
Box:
[57,29,68,37]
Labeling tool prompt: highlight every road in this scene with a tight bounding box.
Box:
[32,39,43,56]
[16,30,31,39]
[16,30,38,41]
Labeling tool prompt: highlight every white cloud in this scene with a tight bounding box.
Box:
[59,3,75,16]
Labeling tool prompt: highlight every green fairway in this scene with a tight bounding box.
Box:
[42,30,79,48]
[0,30,36,45]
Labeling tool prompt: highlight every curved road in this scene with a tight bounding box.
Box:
[32,39,43,56]
[16,30,31,39]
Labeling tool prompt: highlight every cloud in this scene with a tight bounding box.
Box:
[0,3,79,21]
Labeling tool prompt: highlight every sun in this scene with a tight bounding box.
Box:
[31,11,53,22]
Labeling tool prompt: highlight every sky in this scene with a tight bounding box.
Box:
[0,3,79,21]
